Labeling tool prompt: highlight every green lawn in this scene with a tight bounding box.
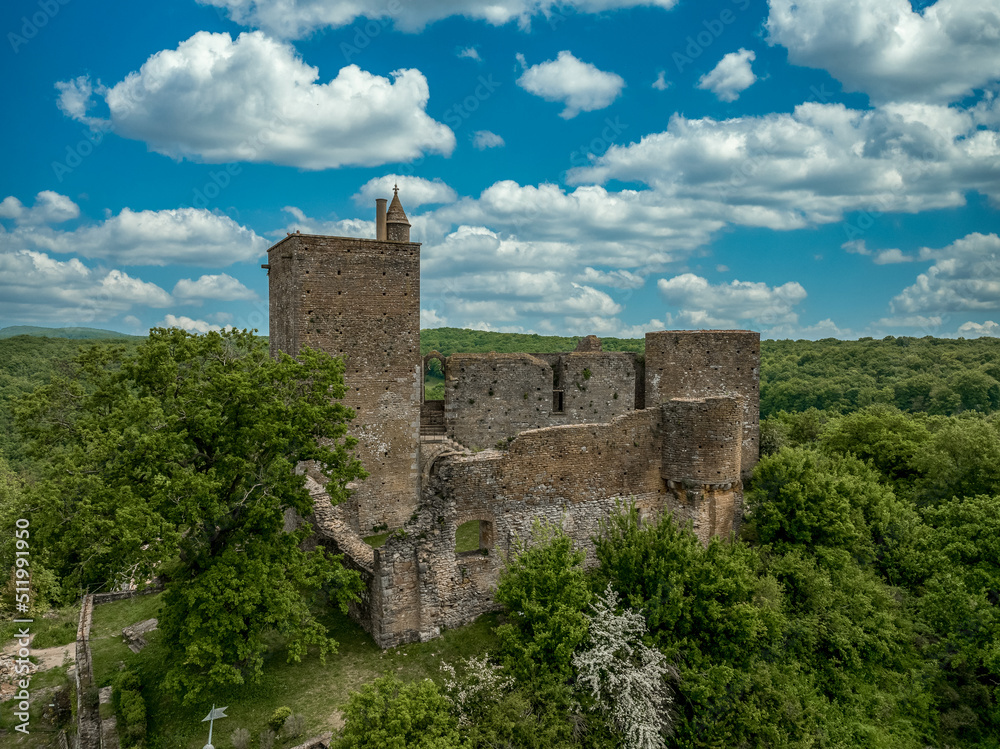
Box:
[88,592,499,748]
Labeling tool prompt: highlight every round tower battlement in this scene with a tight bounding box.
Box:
[661,396,742,486]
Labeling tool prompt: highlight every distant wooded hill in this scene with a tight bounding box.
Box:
[2,327,999,464]
[0,325,143,340]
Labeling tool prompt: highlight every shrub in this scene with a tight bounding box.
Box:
[268,706,292,732]
[339,675,461,749]
[259,729,276,749]
[114,668,147,748]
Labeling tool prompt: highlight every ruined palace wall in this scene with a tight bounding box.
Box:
[361,408,668,645]
[267,234,421,533]
[350,392,752,647]
[444,353,553,450]
[645,330,760,479]
[560,352,636,423]
[442,352,639,449]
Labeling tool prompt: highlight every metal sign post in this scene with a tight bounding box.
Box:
[202,704,228,749]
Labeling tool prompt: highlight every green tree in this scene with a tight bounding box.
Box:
[820,405,930,493]
[912,417,1000,504]
[338,676,465,749]
[493,520,593,683]
[17,328,365,701]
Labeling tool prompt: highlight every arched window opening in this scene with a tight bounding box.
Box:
[423,352,446,402]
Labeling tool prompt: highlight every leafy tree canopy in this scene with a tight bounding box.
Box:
[16,328,365,701]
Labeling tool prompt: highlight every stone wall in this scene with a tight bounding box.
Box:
[444,353,553,450]
[341,388,755,647]
[267,233,422,533]
[442,352,639,450]
[75,594,100,749]
[645,330,760,479]
[351,408,668,646]
[560,352,636,423]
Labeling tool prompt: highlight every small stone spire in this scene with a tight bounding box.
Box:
[385,185,410,242]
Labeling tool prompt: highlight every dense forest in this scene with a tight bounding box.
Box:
[2,328,999,747]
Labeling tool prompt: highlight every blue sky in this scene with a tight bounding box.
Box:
[1,0,999,339]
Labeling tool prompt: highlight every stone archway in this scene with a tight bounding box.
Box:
[422,350,446,402]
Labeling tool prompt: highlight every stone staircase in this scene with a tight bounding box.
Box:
[420,400,446,436]
[419,434,469,454]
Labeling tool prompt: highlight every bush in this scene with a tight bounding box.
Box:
[114,668,147,747]
[230,727,251,749]
[339,675,461,749]
[493,520,592,682]
[268,706,292,732]
[259,729,276,749]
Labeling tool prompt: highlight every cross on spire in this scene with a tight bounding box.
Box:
[393,183,399,195]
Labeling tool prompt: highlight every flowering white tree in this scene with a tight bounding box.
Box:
[441,654,514,727]
[572,584,673,749]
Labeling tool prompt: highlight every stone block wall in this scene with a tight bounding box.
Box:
[645,330,760,479]
[267,233,422,533]
[442,351,639,450]
[661,396,744,543]
[347,408,669,646]
[560,352,636,422]
[444,353,553,450]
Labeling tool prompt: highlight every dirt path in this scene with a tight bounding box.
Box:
[2,635,75,669]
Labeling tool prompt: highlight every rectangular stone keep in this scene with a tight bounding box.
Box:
[267,233,421,533]
[645,330,760,478]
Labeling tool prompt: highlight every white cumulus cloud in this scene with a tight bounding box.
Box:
[569,102,1000,228]
[957,320,1000,338]
[0,191,80,226]
[472,130,506,149]
[657,273,807,328]
[352,176,457,209]
[159,314,235,334]
[458,47,481,61]
[767,0,1000,104]
[697,48,757,102]
[892,233,1000,314]
[198,0,678,37]
[1,203,268,267]
[173,274,258,302]
[516,51,625,118]
[421,309,449,328]
[57,31,454,169]
[0,250,171,325]
[873,248,915,265]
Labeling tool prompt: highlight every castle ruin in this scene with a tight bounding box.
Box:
[265,189,760,648]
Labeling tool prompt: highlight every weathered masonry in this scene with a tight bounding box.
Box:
[265,190,761,648]
[265,188,421,532]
